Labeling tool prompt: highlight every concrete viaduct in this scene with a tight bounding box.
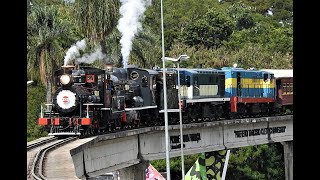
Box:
[70,115,293,180]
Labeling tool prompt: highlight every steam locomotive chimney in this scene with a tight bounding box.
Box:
[61,65,75,73]
[104,63,114,73]
[104,63,113,80]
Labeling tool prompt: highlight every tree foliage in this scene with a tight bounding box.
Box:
[27,85,47,142]
[227,143,285,180]
[129,25,162,69]
[145,0,225,51]
[73,0,119,42]
[182,8,234,49]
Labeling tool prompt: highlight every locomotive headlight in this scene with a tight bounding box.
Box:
[60,74,71,85]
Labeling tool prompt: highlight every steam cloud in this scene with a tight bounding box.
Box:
[75,47,106,65]
[63,39,86,66]
[117,0,152,68]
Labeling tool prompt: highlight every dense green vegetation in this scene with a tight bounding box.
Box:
[27,84,48,141]
[27,0,292,178]
[227,143,285,180]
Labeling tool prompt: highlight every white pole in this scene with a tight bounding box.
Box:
[40,104,43,118]
[160,0,171,179]
[177,63,185,179]
[221,150,231,180]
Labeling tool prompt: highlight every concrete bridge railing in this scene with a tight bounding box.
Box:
[70,115,293,179]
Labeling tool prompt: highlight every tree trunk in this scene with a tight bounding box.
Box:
[46,76,52,112]
[39,48,47,87]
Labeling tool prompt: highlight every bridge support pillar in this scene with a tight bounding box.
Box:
[119,160,149,180]
[281,141,293,180]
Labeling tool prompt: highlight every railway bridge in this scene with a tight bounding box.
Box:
[68,115,292,180]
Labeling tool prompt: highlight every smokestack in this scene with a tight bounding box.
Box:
[61,65,75,73]
[104,63,114,73]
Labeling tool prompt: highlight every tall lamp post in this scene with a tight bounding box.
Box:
[165,54,189,180]
[160,0,171,179]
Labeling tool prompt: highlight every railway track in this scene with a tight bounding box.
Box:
[28,137,78,180]
[27,136,58,151]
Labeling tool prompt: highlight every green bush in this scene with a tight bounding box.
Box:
[27,85,48,142]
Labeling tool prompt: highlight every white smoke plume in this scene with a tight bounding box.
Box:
[75,46,106,65]
[63,39,86,66]
[117,0,152,68]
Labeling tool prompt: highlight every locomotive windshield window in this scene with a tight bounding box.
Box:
[263,74,268,81]
[142,76,148,87]
[186,76,191,87]
[180,73,185,85]
[151,76,156,89]
[194,77,198,87]
[270,74,274,83]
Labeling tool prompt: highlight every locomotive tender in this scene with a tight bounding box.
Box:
[38,64,293,136]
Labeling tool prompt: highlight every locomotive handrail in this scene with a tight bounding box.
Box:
[159,109,180,113]
[125,105,158,111]
[83,103,104,105]
[100,108,112,110]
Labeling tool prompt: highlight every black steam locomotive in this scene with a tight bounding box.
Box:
[38,64,162,135]
[38,64,292,136]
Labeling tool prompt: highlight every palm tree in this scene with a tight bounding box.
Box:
[73,0,120,65]
[27,2,74,107]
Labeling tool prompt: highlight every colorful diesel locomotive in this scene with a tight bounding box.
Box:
[38,64,292,136]
[161,67,284,122]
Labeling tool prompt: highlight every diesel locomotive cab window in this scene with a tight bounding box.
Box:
[194,77,199,87]
[186,76,191,87]
[263,74,268,82]
[151,76,156,89]
[270,74,274,83]
[180,74,185,84]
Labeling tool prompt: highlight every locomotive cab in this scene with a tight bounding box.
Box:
[126,67,158,107]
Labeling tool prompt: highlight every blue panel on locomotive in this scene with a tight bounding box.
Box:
[221,67,275,99]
